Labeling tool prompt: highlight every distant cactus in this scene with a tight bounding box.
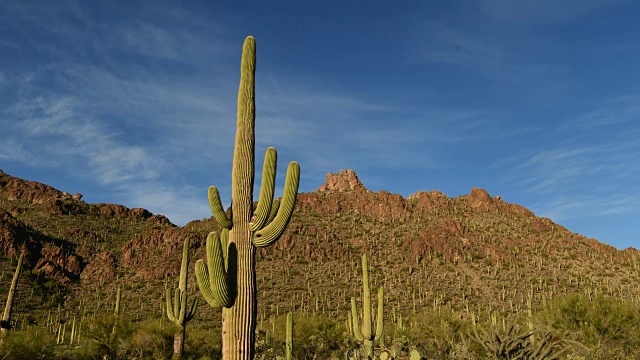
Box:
[195,36,300,360]
[286,312,293,360]
[166,238,198,359]
[110,286,121,342]
[114,286,121,316]
[0,253,23,344]
[349,254,384,350]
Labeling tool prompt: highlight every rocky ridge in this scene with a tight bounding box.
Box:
[0,167,636,330]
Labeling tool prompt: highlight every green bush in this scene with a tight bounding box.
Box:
[541,294,640,351]
[183,325,223,360]
[0,327,55,360]
[401,307,471,358]
[255,313,346,359]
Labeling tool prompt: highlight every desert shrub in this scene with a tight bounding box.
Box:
[565,343,640,360]
[293,313,347,358]
[540,294,640,351]
[0,327,55,360]
[398,307,471,359]
[81,313,139,359]
[129,319,177,359]
[183,325,222,360]
[470,315,570,360]
[256,313,346,359]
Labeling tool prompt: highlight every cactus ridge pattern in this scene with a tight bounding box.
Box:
[195,36,300,359]
[350,254,384,348]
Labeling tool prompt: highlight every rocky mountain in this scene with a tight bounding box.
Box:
[1,167,638,330]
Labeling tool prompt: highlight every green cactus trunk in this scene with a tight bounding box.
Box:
[223,34,259,360]
[195,36,300,360]
[1,253,23,343]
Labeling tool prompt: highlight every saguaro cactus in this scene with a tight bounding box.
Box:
[167,238,198,358]
[1,253,23,343]
[349,254,384,351]
[286,312,293,360]
[195,36,300,360]
[110,286,121,341]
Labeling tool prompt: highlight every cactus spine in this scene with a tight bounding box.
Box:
[350,254,384,350]
[0,253,23,344]
[195,36,300,360]
[167,238,198,359]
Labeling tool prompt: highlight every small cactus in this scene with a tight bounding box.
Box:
[166,238,198,358]
[110,286,121,340]
[349,254,384,349]
[286,312,293,360]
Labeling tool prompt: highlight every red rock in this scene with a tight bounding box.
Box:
[317,169,367,192]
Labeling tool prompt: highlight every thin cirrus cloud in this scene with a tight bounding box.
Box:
[0,1,427,224]
[2,1,640,250]
[9,93,160,185]
[495,122,640,222]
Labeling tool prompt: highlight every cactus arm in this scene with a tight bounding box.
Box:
[266,199,280,224]
[177,290,188,323]
[252,161,300,247]
[179,239,190,291]
[221,228,229,262]
[185,298,198,322]
[350,297,364,342]
[374,287,384,342]
[361,254,372,340]
[250,147,277,232]
[195,232,235,308]
[208,186,233,229]
[174,289,183,320]
[166,288,177,323]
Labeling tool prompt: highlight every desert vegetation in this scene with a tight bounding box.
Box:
[2,36,640,359]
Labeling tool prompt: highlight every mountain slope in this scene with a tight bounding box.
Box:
[1,167,638,331]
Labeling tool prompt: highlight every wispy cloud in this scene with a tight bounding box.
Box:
[561,95,640,130]
[495,104,640,221]
[9,94,161,184]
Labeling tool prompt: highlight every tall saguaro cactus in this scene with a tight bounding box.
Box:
[1,253,23,344]
[195,36,300,360]
[167,238,198,359]
[349,254,384,351]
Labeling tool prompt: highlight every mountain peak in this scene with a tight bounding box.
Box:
[317,169,367,193]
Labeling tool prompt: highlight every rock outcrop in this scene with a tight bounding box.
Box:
[317,169,367,193]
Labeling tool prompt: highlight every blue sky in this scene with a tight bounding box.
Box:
[1,1,638,250]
